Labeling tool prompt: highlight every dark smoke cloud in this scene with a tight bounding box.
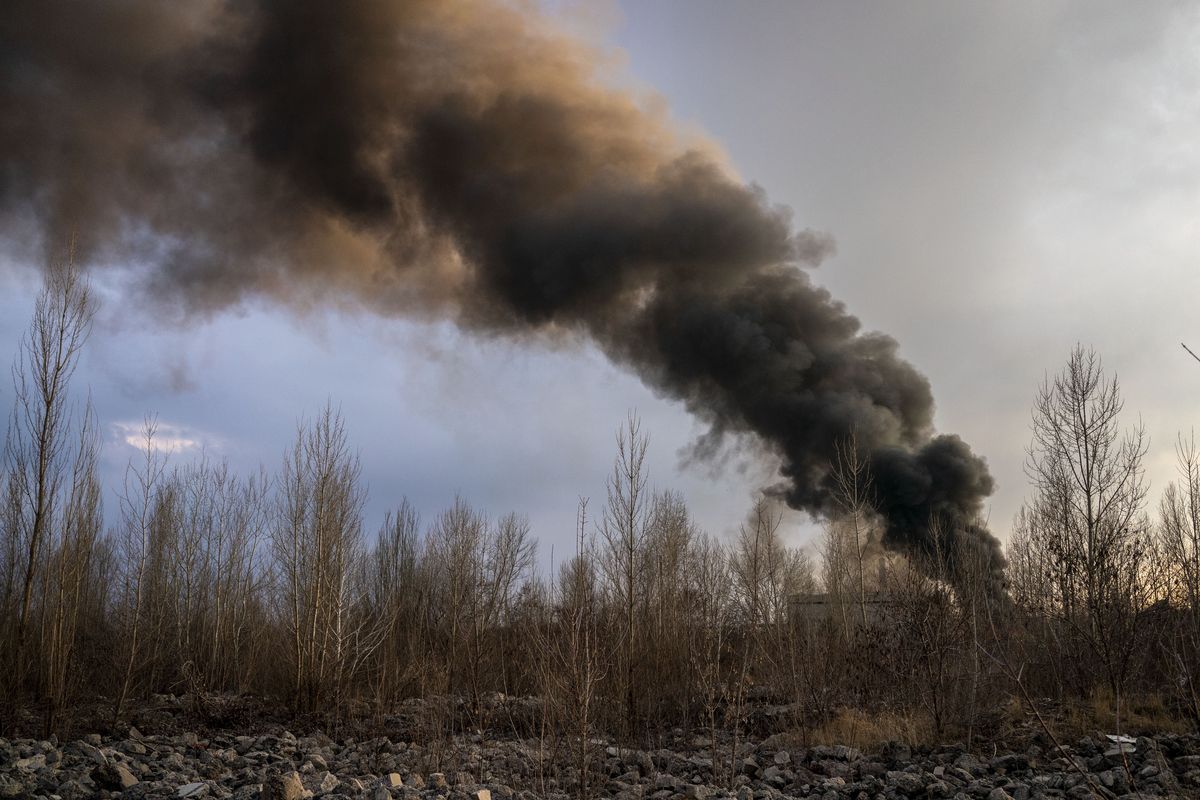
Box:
[0,0,1004,586]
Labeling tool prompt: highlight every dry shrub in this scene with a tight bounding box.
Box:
[805,707,934,749]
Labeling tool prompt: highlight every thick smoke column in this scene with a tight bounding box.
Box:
[0,0,1003,585]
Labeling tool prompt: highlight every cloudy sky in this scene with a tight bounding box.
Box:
[2,1,1199,559]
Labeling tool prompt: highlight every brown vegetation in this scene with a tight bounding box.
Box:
[1,266,1197,766]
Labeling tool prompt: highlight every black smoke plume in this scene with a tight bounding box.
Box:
[0,0,1004,588]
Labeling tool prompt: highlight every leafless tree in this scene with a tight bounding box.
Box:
[428,498,535,718]
[367,499,428,703]
[534,498,607,800]
[1018,344,1154,710]
[728,498,815,745]
[113,417,169,722]
[426,495,487,701]
[827,434,879,629]
[685,533,734,784]
[1159,433,1200,720]
[271,403,382,713]
[162,456,270,702]
[882,518,975,740]
[643,489,698,721]
[38,401,102,732]
[1,254,94,713]
[731,499,810,631]
[598,412,652,739]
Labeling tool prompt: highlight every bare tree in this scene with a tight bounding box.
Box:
[1,255,94,710]
[367,499,427,703]
[685,533,734,785]
[426,495,487,700]
[271,403,381,713]
[643,490,698,721]
[598,412,652,739]
[161,456,269,703]
[474,510,535,706]
[534,498,607,800]
[730,499,809,632]
[882,518,974,740]
[1019,345,1153,708]
[828,434,878,629]
[38,401,102,733]
[113,417,169,722]
[1159,433,1200,720]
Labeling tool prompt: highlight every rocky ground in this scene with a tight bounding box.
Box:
[1,704,1199,799]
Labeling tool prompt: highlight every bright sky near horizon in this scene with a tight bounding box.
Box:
[2,1,1199,559]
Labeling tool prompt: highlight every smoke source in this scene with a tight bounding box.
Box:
[0,0,1003,587]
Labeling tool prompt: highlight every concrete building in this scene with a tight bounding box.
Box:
[788,591,895,627]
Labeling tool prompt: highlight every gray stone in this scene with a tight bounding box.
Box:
[13,754,45,771]
[261,770,304,800]
[317,771,339,793]
[926,780,952,797]
[886,770,926,795]
[990,754,1029,772]
[177,782,210,798]
[92,762,139,790]
[121,738,148,755]
[56,778,91,800]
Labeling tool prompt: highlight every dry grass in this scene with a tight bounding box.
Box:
[1053,690,1191,739]
[804,707,935,749]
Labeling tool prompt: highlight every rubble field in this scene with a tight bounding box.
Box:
[2,700,1198,800]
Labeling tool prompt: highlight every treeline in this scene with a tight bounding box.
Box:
[2,262,1199,756]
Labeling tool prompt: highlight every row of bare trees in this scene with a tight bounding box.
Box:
[3,262,1200,756]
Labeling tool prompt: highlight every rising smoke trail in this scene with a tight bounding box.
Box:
[0,0,1003,588]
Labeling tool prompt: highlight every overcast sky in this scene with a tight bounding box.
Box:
[2,1,1199,559]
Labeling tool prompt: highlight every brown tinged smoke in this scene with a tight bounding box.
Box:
[0,0,1004,590]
